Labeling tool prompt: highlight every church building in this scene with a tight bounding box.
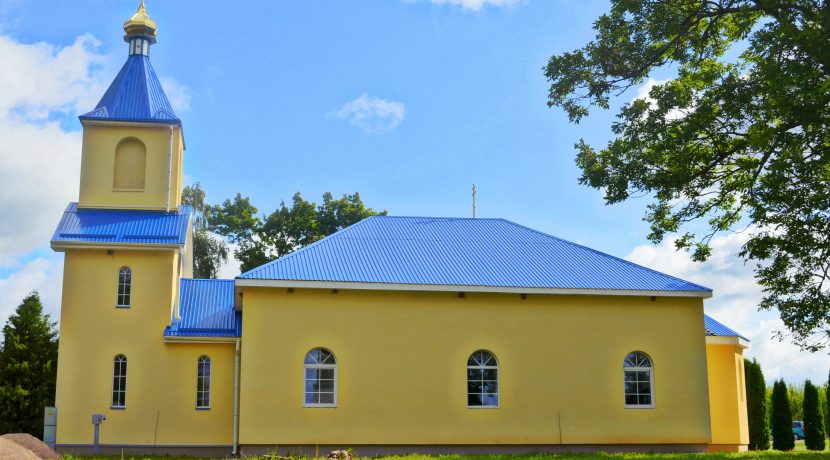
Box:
[51,3,750,456]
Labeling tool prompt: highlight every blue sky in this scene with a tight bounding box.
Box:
[0,0,825,383]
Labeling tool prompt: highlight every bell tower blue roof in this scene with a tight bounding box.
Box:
[79,1,179,125]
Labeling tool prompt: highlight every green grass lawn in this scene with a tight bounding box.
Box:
[62,442,830,460]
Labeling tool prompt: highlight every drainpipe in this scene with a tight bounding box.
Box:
[175,247,183,321]
[166,125,174,212]
[232,338,241,457]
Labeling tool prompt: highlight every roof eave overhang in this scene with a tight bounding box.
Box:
[163,335,239,344]
[79,118,181,128]
[234,278,713,298]
[51,241,183,252]
[705,335,750,348]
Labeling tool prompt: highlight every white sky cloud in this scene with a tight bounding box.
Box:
[626,233,830,384]
[0,34,110,259]
[633,77,687,121]
[159,75,192,114]
[0,257,64,328]
[217,241,242,279]
[423,0,520,11]
[333,93,406,133]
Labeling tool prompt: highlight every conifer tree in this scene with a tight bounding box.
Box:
[803,380,826,450]
[771,379,795,451]
[745,359,770,450]
[825,370,830,439]
[0,292,59,435]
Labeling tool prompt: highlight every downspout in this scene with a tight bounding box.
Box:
[232,338,241,457]
[175,246,183,321]
[166,124,174,212]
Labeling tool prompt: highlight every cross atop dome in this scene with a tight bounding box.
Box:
[124,0,157,56]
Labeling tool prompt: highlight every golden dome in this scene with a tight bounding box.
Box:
[123,0,157,44]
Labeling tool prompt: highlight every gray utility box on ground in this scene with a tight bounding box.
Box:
[43,407,57,449]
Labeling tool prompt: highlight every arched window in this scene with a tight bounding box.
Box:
[467,350,498,407]
[304,348,336,407]
[112,354,127,408]
[196,355,211,409]
[116,267,132,308]
[624,351,654,408]
[113,138,146,190]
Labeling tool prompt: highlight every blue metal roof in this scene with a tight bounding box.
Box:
[238,216,711,294]
[704,314,748,340]
[165,279,240,338]
[51,202,191,247]
[79,55,179,124]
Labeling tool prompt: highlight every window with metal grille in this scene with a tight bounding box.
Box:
[112,354,127,408]
[624,351,654,408]
[304,348,336,407]
[196,355,211,409]
[467,350,498,407]
[116,267,131,308]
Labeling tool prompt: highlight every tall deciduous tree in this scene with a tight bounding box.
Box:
[0,292,59,435]
[182,183,228,279]
[745,359,770,450]
[771,379,795,451]
[803,380,826,450]
[545,0,830,350]
[210,192,386,274]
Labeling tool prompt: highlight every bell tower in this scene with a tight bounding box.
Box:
[77,0,184,211]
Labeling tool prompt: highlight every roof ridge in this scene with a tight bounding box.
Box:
[374,215,503,221]
[237,215,380,278]
[497,219,711,292]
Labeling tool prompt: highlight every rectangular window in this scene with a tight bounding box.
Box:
[112,355,127,408]
[304,368,336,406]
[196,356,211,409]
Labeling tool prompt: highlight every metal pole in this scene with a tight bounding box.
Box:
[93,423,100,454]
[472,184,476,218]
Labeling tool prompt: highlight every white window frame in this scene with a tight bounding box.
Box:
[196,355,211,409]
[623,351,655,409]
[116,267,132,308]
[303,348,337,408]
[467,350,499,409]
[112,354,127,409]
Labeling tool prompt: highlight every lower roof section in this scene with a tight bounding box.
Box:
[165,278,240,340]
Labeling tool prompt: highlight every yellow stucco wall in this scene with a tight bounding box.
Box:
[706,343,749,449]
[55,249,234,446]
[78,123,183,210]
[238,288,712,446]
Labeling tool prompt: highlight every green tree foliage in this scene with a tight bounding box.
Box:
[788,383,805,421]
[826,370,830,438]
[210,192,386,274]
[745,359,769,450]
[803,380,826,450]
[771,380,795,451]
[182,183,228,279]
[545,0,830,350]
[0,292,59,435]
